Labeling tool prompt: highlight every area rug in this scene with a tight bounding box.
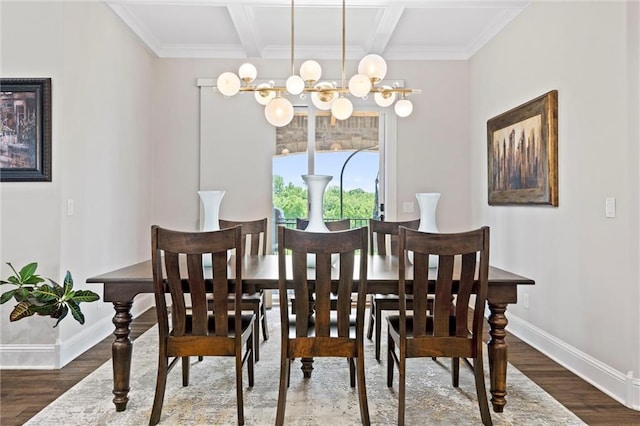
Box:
[26,308,584,425]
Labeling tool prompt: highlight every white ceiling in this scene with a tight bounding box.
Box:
[103,0,530,61]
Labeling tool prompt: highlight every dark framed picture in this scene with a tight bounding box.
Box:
[0,78,52,182]
[487,90,558,206]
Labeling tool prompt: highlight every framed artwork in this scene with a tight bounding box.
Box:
[0,78,52,182]
[487,90,558,206]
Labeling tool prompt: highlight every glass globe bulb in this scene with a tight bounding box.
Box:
[311,82,336,110]
[358,54,387,82]
[394,99,413,117]
[299,60,322,84]
[264,97,294,127]
[331,97,353,120]
[374,86,396,107]
[238,63,257,83]
[254,83,275,106]
[348,73,372,97]
[286,75,305,95]
[216,72,241,97]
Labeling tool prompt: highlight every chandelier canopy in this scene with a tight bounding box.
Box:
[214,0,420,127]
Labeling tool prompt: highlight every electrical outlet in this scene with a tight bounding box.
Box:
[523,293,529,309]
[605,197,616,218]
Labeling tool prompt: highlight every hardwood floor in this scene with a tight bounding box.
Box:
[2,308,639,425]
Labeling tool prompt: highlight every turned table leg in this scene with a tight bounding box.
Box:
[112,301,133,412]
[487,302,508,413]
[301,357,314,378]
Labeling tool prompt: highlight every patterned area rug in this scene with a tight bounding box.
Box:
[26,308,584,425]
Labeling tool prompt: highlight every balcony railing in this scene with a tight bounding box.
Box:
[278,218,369,230]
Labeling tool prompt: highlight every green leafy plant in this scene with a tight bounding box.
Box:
[0,262,100,327]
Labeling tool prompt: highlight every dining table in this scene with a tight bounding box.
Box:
[87,254,534,414]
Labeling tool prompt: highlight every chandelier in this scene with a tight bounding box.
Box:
[214,0,420,127]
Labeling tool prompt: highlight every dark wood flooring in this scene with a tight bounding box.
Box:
[2,308,639,425]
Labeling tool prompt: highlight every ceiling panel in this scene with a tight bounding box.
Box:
[104,0,530,60]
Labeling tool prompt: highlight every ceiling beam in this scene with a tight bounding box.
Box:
[367,5,404,55]
[226,3,261,58]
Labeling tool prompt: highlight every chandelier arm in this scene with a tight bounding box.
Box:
[239,86,418,96]
[341,0,346,90]
[291,0,295,75]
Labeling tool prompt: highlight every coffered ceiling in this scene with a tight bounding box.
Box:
[103,0,530,60]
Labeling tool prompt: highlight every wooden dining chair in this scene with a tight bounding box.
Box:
[220,218,269,362]
[367,218,421,361]
[276,226,370,426]
[387,226,492,426]
[295,217,351,231]
[150,225,255,426]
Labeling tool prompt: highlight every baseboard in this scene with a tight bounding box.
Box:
[0,344,58,369]
[0,294,155,369]
[505,311,640,411]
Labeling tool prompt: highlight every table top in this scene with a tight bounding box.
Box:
[88,255,534,303]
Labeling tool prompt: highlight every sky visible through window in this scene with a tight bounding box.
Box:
[273,151,379,193]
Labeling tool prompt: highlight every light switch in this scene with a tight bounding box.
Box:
[402,202,414,213]
[67,199,74,216]
[605,197,616,218]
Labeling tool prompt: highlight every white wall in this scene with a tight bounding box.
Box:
[470,1,640,408]
[0,1,155,368]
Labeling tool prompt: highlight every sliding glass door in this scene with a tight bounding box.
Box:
[273,108,382,238]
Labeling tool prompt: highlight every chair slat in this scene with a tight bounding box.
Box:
[433,253,454,337]
[186,252,207,335]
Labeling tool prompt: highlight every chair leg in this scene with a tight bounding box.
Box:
[260,292,269,341]
[375,303,383,361]
[387,329,394,387]
[253,305,261,362]
[356,352,371,426]
[181,356,190,386]
[348,357,356,387]
[452,357,460,387]
[236,351,245,426]
[398,353,406,426]
[149,357,168,426]
[276,355,291,425]
[366,296,374,340]
[248,328,255,387]
[473,355,493,426]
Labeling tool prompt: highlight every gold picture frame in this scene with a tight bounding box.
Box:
[487,90,558,206]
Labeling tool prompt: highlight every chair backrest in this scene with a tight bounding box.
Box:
[220,218,268,255]
[277,226,368,346]
[398,226,490,356]
[296,218,351,232]
[368,218,420,255]
[151,225,243,349]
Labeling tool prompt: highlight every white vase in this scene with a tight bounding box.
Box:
[302,175,331,232]
[410,192,440,268]
[198,190,225,265]
[301,175,336,267]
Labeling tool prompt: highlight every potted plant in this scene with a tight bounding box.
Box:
[0,262,100,327]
